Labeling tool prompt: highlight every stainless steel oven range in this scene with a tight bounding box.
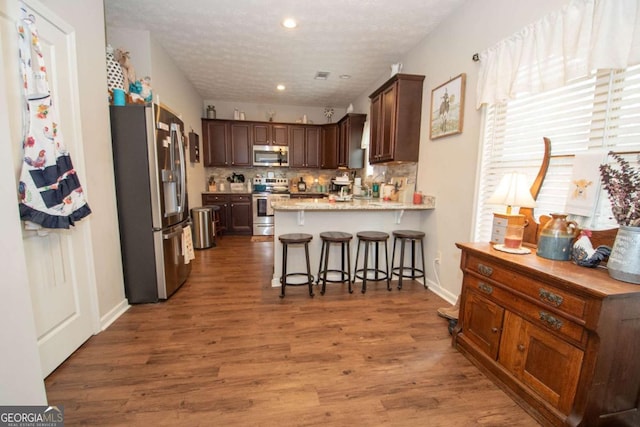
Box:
[252,177,290,236]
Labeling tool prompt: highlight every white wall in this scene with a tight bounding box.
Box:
[106,27,205,214]
[352,0,568,302]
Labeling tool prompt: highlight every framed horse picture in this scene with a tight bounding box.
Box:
[430,73,466,140]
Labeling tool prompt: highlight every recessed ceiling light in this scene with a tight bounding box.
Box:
[281,18,297,29]
[339,74,352,79]
[276,84,286,91]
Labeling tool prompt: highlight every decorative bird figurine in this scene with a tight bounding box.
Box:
[571,229,612,268]
[24,149,47,168]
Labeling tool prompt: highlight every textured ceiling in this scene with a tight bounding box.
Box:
[104,0,465,108]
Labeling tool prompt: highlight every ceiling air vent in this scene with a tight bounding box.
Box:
[314,71,330,80]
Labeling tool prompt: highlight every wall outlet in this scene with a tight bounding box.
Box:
[435,250,442,264]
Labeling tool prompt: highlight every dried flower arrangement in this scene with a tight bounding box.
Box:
[599,152,640,227]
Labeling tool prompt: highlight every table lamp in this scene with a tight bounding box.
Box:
[487,172,537,244]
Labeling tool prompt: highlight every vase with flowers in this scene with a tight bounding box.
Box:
[599,152,640,283]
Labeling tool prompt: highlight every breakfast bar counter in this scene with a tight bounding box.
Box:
[270,197,435,288]
[273,196,435,211]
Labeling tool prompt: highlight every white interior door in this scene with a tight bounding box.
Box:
[1,0,97,378]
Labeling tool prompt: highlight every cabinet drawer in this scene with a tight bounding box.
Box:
[491,225,506,244]
[229,194,250,202]
[465,254,588,321]
[493,217,509,227]
[466,275,586,347]
[203,194,227,203]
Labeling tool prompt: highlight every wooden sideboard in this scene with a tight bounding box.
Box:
[453,242,640,427]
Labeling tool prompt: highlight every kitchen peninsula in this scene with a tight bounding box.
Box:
[270,197,435,287]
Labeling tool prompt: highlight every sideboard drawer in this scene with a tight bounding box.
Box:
[464,254,588,321]
[465,275,586,347]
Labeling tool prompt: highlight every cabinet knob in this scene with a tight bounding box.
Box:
[517,344,525,352]
[491,327,498,333]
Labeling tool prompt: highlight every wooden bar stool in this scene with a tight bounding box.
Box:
[352,231,390,294]
[316,231,353,295]
[205,205,225,239]
[278,233,314,298]
[391,230,427,290]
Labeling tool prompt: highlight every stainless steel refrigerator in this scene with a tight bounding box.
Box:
[109,104,191,303]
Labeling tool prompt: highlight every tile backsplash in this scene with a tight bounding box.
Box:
[204,163,417,192]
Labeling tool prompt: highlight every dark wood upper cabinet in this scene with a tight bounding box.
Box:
[290,125,320,168]
[321,124,339,169]
[337,113,365,169]
[369,73,424,164]
[228,122,252,166]
[305,126,320,168]
[252,123,288,146]
[202,119,229,167]
[204,114,362,170]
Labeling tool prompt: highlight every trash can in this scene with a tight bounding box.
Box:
[191,207,214,249]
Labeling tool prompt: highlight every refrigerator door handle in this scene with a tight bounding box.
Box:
[163,228,182,240]
[172,123,186,215]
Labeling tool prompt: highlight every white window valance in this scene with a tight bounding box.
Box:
[476,0,640,108]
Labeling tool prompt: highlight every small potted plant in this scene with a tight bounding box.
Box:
[208,175,216,192]
[599,152,640,283]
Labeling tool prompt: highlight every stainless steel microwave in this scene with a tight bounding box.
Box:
[252,145,289,167]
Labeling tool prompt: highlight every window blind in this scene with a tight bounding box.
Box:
[475,64,640,242]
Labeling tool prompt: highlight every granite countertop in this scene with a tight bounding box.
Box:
[272,196,435,211]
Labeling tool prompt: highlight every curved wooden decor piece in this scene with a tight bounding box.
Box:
[520,137,618,248]
[521,137,551,245]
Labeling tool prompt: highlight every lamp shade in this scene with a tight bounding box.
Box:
[487,172,537,213]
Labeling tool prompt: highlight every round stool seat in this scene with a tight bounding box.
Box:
[356,231,389,241]
[393,230,425,239]
[279,233,313,244]
[320,231,353,242]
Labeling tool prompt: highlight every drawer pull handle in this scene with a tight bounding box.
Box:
[478,282,493,295]
[539,289,564,307]
[539,311,563,330]
[478,264,493,277]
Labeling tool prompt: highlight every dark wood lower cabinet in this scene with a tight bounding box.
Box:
[202,193,252,235]
[453,242,640,427]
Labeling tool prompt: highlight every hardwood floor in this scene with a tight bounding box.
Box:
[45,236,539,426]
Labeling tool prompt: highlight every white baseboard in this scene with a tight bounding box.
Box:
[99,298,130,332]
[423,278,457,305]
